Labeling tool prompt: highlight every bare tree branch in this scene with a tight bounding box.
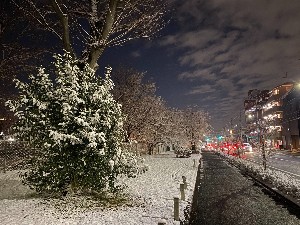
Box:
[12,0,170,70]
[50,0,74,56]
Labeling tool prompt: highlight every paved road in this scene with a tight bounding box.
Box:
[189,151,300,225]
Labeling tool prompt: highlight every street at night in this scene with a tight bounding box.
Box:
[1,0,300,224]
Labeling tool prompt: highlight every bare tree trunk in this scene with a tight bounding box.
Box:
[50,0,75,57]
[148,143,154,155]
[88,0,119,69]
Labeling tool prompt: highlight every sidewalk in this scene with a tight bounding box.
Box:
[189,151,300,225]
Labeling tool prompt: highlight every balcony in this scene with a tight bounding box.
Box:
[266,94,280,103]
[263,105,282,115]
[262,117,283,126]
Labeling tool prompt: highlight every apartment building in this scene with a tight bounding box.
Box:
[282,83,300,149]
[262,82,293,148]
[244,89,269,143]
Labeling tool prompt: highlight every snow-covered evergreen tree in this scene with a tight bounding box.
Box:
[6,53,140,195]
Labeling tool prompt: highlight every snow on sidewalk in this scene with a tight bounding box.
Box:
[0,152,200,225]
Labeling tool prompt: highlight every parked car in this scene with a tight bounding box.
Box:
[242,143,253,152]
[191,144,199,154]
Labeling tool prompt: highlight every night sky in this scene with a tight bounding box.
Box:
[99,0,300,132]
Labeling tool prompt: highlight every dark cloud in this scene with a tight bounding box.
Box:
[131,51,141,58]
[162,0,300,131]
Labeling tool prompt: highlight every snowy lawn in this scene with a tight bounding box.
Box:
[0,152,199,225]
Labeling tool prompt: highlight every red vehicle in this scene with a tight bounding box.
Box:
[220,142,243,156]
[219,142,230,151]
[206,143,217,150]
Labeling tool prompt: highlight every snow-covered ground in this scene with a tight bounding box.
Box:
[0,152,200,225]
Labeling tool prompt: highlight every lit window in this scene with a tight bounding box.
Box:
[273,101,281,106]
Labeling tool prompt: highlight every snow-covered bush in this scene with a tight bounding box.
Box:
[6,53,140,196]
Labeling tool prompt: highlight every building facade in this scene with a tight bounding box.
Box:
[282,83,300,149]
[262,82,293,148]
[244,82,296,149]
[244,89,269,144]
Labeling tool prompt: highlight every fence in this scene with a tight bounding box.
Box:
[0,140,32,172]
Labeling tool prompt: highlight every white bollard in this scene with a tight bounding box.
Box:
[174,197,179,221]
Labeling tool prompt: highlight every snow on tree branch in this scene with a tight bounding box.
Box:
[13,0,170,70]
[5,53,142,195]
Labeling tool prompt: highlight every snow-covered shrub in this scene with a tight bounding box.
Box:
[6,53,141,196]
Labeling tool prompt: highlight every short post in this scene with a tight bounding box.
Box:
[174,197,179,221]
[182,176,187,189]
[158,219,166,225]
[3,140,7,173]
[193,158,196,168]
[180,183,185,201]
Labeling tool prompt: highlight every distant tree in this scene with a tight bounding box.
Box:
[6,53,140,196]
[144,106,211,153]
[13,0,169,70]
[111,67,211,154]
[111,67,161,142]
[166,107,210,150]
[257,115,282,170]
[138,97,167,154]
[0,0,46,102]
[183,106,211,146]
[111,67,172,154]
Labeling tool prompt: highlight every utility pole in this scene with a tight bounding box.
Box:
[230,118,233,141]
[256,97,267,170]
[239,110,242,141]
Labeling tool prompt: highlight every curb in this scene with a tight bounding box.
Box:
[188,159,203,224]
